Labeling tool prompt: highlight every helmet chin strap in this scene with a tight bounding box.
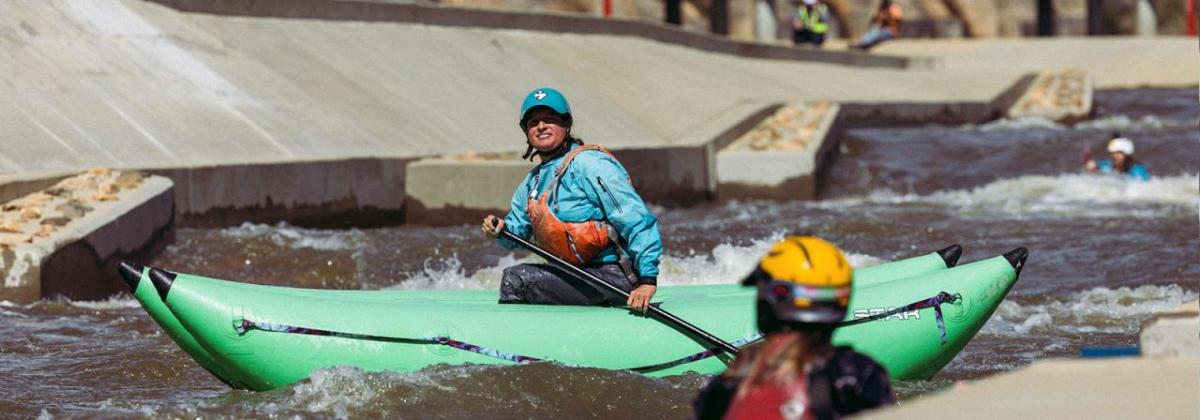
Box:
[523,131,575,161]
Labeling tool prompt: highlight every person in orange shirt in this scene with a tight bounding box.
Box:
[852,0,903,51]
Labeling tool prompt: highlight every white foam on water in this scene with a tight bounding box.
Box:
[659,234,883,286]
[968,116,1067,132]
[960,114,1196,132]
[388,235,882,290]
[221,222,367,252]
[66,296,141,311]
[0,308,29,318]
[983,284,1198,336]
[284,366,380,418]
[385,254,532,291]
[1074,114,1198,131]
[826,173,1199,218]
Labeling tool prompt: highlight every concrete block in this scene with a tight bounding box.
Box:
[717,102,840,200]
[612,146,713,206]
[863,357,1200,419]
[150,158,407,228]
[1140,300,1200,358]
[405,156,532,226]
[404,144,717,226]
[0,170,174,303]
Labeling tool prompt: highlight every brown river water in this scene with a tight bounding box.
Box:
[2,89,1197,419]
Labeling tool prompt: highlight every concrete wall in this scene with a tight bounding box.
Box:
[404,158,530,226]
[148,0,934,69]
[404,144,713,226]
[149,159,409,228]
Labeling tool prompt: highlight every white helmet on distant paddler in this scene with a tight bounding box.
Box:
[1107,136,1134,155]
[743,236,853,332]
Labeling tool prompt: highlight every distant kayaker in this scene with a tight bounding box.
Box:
[481,87,662,313]
[693,236,896,419]
[1084,134,1150,181]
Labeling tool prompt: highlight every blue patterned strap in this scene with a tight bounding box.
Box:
[835,291,961,345]
[234,319,755,372]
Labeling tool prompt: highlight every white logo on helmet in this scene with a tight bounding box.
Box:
[534,90,548,101]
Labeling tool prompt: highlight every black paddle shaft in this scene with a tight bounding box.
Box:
[499,230,740,355]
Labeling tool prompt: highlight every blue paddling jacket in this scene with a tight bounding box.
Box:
[498,143,663,282]
[1097,160,1150,181]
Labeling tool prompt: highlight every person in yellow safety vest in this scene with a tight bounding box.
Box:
[792,0,830,47]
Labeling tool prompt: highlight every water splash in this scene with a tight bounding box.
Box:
[984,284,1197,336]
[828,173,1198,218]
[166,363,702,419]
[1074,114,1198,131]
[383,254,533,290]
[970,116,1066,132]
[221,222,367,252]
[380,236,883,290]
[962,114,1196,132]
[660,234,882,286]
[66,296,141,311]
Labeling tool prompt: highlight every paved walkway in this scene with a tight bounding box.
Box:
[1,0,1196,176]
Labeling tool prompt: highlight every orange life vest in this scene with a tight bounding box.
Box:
[527,144,623,266]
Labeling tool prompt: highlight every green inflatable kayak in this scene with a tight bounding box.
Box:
[119,245,1026,391]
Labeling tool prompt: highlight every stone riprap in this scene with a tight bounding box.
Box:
[0,170,173,303]
[717,102,841,200]
[1006,69,1094,123]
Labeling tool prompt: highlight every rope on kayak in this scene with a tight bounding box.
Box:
[627,333,763,373]
[233,291,959,371]
[834,291,961,345]
[236,317,763,373]
[234,319,545,364]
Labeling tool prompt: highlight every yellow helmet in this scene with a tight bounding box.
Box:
[742,236,853,326]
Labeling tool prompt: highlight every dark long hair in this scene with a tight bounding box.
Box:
[1115,155,1138,173]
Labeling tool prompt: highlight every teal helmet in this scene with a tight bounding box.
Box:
[519,87,572,129]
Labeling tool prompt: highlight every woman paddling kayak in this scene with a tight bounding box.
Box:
[481,87,662,312]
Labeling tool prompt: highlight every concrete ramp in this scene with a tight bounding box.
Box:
[3,1,1195,224]
[1,0,1018,178]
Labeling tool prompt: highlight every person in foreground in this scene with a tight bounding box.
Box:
[1084,134,1150,181]
[481,87,662,312]
[694,236,896,420]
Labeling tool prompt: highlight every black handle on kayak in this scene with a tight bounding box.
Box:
[499,230,741,356]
